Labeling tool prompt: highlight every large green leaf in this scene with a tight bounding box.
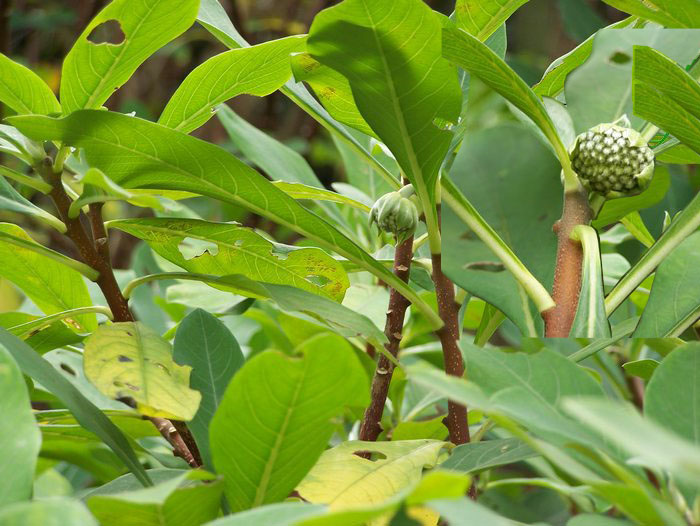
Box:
[0,498,98,526]
[60,0,199,114]
[84,322,201,420]
[0,329,150,486]
[159,36,305,133]
[209,333,369,511]
[109,218,349,301]
[601,0,700,27]
[0,223,97,332]
[455,0,529,41]
[307,0,462,234]
[0,346,41,506]
[443,124,561,335]
[173,309,244,470]
[8,111,441,329]
[0,53,60,115]
[566,28,700,134]
[439,438,536,474]
[87,471,223,526]
[634,232,700,336]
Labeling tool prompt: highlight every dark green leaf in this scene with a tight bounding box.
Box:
[440,438,536,473]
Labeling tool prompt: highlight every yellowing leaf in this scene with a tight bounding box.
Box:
[83,323,201,420]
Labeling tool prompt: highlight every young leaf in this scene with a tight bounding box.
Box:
[634,232,700,336]
[440,438,536,474]
[109,218,350,301]
[307,0,463,244]
[84,322,201,421]
[159,36,306,133]
[569,225,611,338]
[601,0,700,28]
[8,111,442,328]
[0,175,66,232]
[210,333,369,511]
[0,223,97,332]
[271,182,370,213]
[0,53,60,115]
[173,309,244,470]
[0,329,150,486]
[60,0,199,114]
[455,0,529,42]
[0,499,98,526]
[0,346,41,506]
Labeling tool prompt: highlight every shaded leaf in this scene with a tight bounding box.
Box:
[440,438,536,473]
[0,175,65,232]
[621,359,659,381]
[0,498,97,526]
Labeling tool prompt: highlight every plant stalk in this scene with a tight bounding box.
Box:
[542,188,592,337]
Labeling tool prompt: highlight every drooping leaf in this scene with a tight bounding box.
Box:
[83,322,201,420]
[0,223,97,332]
[8,111,441,328]
[60,0,199,113]
[0,329,150,486]
[210,333,369,511]
[307,0,462,227]
[87,471,223,526]
[159,36,305,133]
[173,309,244,470]
[0,175,65,232]
[440,438,536,474]
[272,182,370,212]
[0,498,98,526]
[0,346,41,506]
[0,53,60,115]
[455,0,529,42]
[600,0,700,28]
[109,218,350,301]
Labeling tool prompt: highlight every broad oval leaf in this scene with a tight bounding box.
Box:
[210,333,369,511]
[159,36,306,133]
[109,217,350,301]
[83,322,201,420]
[60,0,199,114]
[0,53,60,115]
[0,346,41,506]
[0,498,98,526]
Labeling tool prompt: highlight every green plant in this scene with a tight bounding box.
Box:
[1,0,700,525]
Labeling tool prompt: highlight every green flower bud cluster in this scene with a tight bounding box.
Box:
[570,122,654,199]
[369,186,419,244]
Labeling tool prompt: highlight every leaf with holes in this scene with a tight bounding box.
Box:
[60,0,199,114]
[109,218,349,301]
[83,322,201,420]
[209,332,369,511]
[0,53,60,115]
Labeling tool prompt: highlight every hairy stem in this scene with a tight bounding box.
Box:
[543,188,592,337]
[358,235,414,444]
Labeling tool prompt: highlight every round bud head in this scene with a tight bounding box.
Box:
[369,190,419,244]
[570,121,654,199]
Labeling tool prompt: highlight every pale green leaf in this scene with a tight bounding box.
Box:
[0,498,98,526]
[83,322,202,420]
[210,333,369,511]
[0,53,60,115]
[427,498,519,526]
[60,0,199,113]
[0,175,65,232]
[656,144,700,164]
[567,514,634,526]
[440,438,536,474]
[205,503,326,526]
[601,0,700,28]
[159,36,305,133]
[455,0,529,42]
[0,346,41,506]
[622,358,659,381]
[272,182,370,212]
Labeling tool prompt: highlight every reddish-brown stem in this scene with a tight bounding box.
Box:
[358,235,414,445]
[542,188,591,337]
[38,159,201,468]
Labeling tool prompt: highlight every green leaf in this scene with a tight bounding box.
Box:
[0,223,97,332]
[272,182,370,212]
[567,515,635,526]
[210,333,369,511]
[159,36,305,133]
[84,322,201,420]
[0,498,98,526]
[307,0,463,239]
[0,174,65,232]
[442,25,575,189]
[622,359,659,381]
[633,45,700,155]
[109,218,349,301]
[440,438,536,474]
[87,471,223,526]
[0,53,60,115]
[0,346,41,506]
[296,440,446,511]
[173,309,244,470]
[569,226,611,338]
[455,0,529,42]
[8,110,442,329]
[634,232,700,336]
[60,0,199,114]
[567,28,700,134]
[600,0,700,28]
[427,497,520,526]
[656,144,700,164]
[204,503,327,526]
[0,329,150,486]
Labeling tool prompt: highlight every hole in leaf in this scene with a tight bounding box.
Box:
[270,246,291,260]
[178,237,219,260]
[59,363,76,376]
[118,355,133,363]
[125,382,140,392]
[608,51,631,64]
[353,450,388,461]
[463,261,505,272]
[87,19,126,45]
